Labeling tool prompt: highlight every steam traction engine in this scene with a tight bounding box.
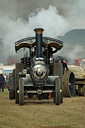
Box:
[9,28,63,105]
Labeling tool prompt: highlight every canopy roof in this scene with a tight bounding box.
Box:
[15,36,63,52]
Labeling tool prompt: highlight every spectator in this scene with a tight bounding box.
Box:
[0,74,5,92]
[60,60,68,74]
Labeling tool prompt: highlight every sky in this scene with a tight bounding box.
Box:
[0,0,85,37]
[0,0,85,63]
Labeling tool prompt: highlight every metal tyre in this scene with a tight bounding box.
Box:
[63,70,76,97]
[9,89,15,100]
[9,75,15,100]
[15,63,24,104]
[54,78,60,105]
[19,78,24,105]
[15,90,19,104]
[53,63,63,103]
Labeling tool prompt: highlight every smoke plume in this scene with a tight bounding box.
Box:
[0,5,68,62]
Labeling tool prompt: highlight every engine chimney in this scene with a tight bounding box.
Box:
[34,28,44,58]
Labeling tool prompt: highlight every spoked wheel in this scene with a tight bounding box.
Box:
[19,78,24,105]
[54,78,60,105]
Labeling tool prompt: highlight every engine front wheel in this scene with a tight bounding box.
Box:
[15,63,24,104]
[53,63,63,103]
[9,89,15,100]
[54,78,60,105]
[19,78,24,105]
[15,88,19,104]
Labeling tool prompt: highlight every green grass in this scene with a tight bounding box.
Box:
[0,88,9,94]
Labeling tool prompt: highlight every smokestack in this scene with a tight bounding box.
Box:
[34,28,44,58]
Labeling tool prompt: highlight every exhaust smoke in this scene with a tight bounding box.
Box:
[0,5,68,62]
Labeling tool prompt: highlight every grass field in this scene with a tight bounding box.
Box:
[0,89,85,128]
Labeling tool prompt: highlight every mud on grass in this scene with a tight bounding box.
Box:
[0,89,85,128]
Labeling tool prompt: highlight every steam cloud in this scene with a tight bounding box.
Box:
[0,3,84,64]
[0,5,68,60]
[57,43,85,60]
[66,45,84,59]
